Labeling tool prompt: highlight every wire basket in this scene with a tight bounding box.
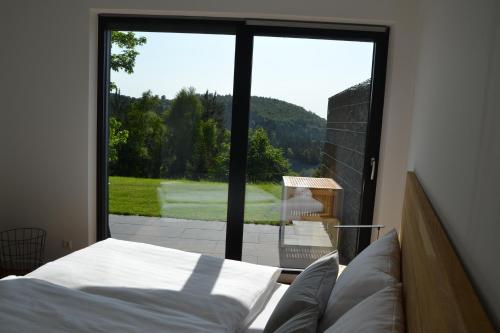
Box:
[0,228,46,276]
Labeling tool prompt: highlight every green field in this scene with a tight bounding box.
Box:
[109,176,282,224]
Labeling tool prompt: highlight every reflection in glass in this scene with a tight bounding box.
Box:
[242,36,374,268]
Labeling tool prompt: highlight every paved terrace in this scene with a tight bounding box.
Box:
[110,214,334,267]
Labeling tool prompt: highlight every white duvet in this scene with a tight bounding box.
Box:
[0,238,281,333]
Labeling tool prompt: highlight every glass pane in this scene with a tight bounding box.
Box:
[108,31,235,258]
[243,36,374,268]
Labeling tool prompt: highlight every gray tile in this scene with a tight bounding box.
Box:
[214,241,225,253]
[242,243,258,252]
[244,224,279,234]
[181,228,225,241]
[175,239,218,253]
[145,238,181,248]
[109,215,296,268]
[135,226,184,237]
[257,254,280,267]
[110,215,155,226]
[244,243,279,257]
[258,233,279,244]
[243,232,259,243]
[110,224,142,235]
[153,219,226,231]
[242,255,258,264]
[111,233,135,241]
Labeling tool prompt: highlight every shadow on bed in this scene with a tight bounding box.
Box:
[0,255,255,332]
[179,253,223,295]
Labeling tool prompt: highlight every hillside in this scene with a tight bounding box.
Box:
[109,93,326,174]
[216,95,326,173]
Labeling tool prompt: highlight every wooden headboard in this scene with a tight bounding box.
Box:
[401,172,495,332]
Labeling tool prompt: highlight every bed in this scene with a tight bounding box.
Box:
[1,238,285,332]
[0,172,496,332]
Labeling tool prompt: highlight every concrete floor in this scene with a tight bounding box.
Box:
[110,214,335,267]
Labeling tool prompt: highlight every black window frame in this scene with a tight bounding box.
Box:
[97,15,389,263]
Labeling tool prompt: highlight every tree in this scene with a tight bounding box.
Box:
[113,91,167,178]
[165,87,203,177]
[182,91,232,180]
[247,127,291,182]
[109,117,129,164]
[209,130,231,181]
[110,31,147,74]
[107,31,148,174]
[201,91,225,129]
[110,31,147,91]
[187,119,218,179]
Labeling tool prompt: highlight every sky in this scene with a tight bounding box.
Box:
[111,32,373,119]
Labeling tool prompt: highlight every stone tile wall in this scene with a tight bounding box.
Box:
[320,80,371,263]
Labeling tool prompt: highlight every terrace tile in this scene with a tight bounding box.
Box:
[110,215,335,268]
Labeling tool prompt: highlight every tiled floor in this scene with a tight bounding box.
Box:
[109,214,335,268]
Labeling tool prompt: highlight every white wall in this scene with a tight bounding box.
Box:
[1,1,418,261]
[2,0,498,327]
[408,0,500,327]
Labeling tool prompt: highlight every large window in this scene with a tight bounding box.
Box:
[106,31,234,257]
[98,17,389,268]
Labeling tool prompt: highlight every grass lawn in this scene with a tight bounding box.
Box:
[109,176,282,224]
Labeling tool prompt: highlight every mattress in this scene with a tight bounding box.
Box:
[2,238,282,332]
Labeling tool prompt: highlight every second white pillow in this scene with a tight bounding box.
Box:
[323,284,404,333]
[318,229,401,331]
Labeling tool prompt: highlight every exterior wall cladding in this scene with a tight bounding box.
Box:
[321,79,371,264]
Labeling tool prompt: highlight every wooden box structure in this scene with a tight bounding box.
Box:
[280,176,342,223]
[278,176,343,268]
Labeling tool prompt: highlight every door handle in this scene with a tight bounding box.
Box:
[370,157,376,180]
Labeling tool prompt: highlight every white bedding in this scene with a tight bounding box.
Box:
[1,238,281,333]
[0,277,234,333]
[245,283,289,333]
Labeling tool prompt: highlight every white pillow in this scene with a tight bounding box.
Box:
[318,229,401,331]
[263,251,339,333]
[323,284,404,333]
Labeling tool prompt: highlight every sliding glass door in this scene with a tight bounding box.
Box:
[242,36,375,268]
[98,17,389,268]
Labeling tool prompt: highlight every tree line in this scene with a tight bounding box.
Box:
[109,88,292,182]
